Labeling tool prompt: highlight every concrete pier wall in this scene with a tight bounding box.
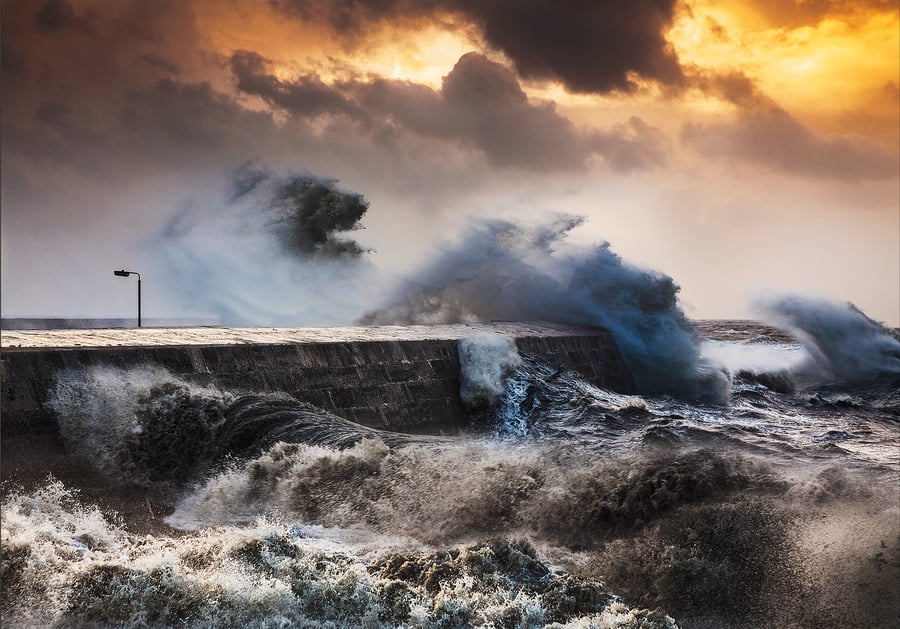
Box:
[1,323,632,437]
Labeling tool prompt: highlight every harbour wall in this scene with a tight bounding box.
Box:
[1,323,633,438]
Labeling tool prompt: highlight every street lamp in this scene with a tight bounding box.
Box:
[113,269,142,327]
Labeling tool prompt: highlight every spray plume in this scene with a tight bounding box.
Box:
[362,217,728,402]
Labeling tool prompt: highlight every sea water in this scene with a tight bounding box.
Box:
[2,316,898,628]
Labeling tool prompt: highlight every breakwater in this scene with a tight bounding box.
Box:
[1,322,632,438]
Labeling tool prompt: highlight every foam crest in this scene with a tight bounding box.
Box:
[1,480,129,624]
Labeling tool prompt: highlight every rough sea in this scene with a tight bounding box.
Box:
[2,313,898,628]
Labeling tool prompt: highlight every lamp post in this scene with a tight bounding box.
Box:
[113,269,141,327]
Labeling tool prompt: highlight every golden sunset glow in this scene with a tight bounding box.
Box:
[191,0,900,143]
[195,2,475,88]
[669,2,900,136]
[356,27,476,86]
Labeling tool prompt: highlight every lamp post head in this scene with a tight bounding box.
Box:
[113,269,142,327]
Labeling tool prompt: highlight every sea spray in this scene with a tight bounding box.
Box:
[459,332,522,409]
[167,440,783,546]
[758,295,900,385]
[160,178,730,403]
[153,169,384,327]
[362,217,730,403]
[1,480,129,625]
[47,367,235,487]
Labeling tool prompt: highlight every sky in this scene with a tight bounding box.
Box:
[2,0,898,325]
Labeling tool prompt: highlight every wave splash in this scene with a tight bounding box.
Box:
[46,367,423,490]
[459,332,522,409]
[759,295,900,386]
[362,216,729,403]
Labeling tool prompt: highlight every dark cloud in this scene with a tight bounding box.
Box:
[140,53,180,75]
[3,0,210,145]
[441,51,527,105]
[682,108,898,180]
[12,76,277,180]
[232,50,667,172]
[120,79,275,150]
[397,51,590,170]
[3,0,668,226]
[692,71,762,109]
[34,0,76,31]
[34,101,72,126]
[455,0,684,93]
[271,0,684,93]
[0,41,26,79]
[592,117,668,172]
[682,73,899,180]
[230,51,361,118]
[0,0,483,242]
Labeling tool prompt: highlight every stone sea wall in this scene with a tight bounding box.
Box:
[1,323,633,437]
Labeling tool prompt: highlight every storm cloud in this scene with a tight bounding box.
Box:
[271,0,685,93]
[681,108,899,181]
[231,50,667,172]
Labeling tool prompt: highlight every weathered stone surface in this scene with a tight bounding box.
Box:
[1,323,633,437]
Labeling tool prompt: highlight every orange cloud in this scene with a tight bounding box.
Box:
[670,1,899,140]
[194,0,474,88]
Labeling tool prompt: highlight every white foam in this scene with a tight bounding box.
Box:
[458,332,522,408]
[701,339,807,375]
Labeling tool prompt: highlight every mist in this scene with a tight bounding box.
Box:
[149,168,384,326]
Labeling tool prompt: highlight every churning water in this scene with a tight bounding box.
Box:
[2,311,898,627]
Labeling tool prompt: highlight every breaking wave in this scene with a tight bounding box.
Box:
[759,295,900,386]
[167,441,781,543]
[46,367,425,489]
[362,217,730,403]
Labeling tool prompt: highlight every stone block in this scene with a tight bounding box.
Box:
[428,359,458,379]
[1,324,632,436]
